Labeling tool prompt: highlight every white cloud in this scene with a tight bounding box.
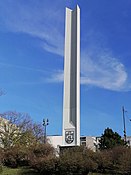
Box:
[46,50,129,92]
[0,62,49,74]
[80,29,130,91]
[0,0,64,56]
[46,70,64,83]
[81,51,128,91]
[0,1,130,92]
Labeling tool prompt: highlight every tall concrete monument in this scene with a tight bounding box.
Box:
[62,5,80,146]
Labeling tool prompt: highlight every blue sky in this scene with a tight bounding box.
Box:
[0,0,131,137]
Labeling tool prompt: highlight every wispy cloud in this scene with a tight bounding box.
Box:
[0,61,56,86]
[0,62,49,74]
[46,70,64,83]
[0,0,65,56]
[81,50,128,91]
[0,1,130,92]
[46,46,129,91]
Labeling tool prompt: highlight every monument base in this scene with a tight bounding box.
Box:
[59,145,80,154]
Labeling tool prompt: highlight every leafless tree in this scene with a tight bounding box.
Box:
[0,111,44,148]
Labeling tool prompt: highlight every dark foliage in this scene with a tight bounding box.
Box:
[99,127,125,150]
[57,146,97,175]
[95,146,131,174]
[1,117,131,175]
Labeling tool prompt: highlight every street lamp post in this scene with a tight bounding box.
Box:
[122,106,127,143]
[43,118,49,143]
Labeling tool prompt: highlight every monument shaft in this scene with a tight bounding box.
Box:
[63,5,80,146]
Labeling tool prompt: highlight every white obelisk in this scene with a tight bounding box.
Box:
[62,5,80,146]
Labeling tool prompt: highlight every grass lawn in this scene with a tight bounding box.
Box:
[1,167,110,175]
[1,166,39,175]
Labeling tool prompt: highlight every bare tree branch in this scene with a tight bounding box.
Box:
[0,111,44,148]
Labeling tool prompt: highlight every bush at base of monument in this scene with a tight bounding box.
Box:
[29,146,98,175]
[28,143,57,175]
[58,146,97,175]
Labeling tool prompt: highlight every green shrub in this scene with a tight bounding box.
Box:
[28,143,56,175]
[31,156,57,175]
[3,145,29,168]
[95,146,131,174]
[113,147,131,174]
[58,146,97,175]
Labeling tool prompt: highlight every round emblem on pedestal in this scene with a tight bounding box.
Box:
[65,131,74,144]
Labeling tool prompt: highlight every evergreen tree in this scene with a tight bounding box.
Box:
[99,128,125,150]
